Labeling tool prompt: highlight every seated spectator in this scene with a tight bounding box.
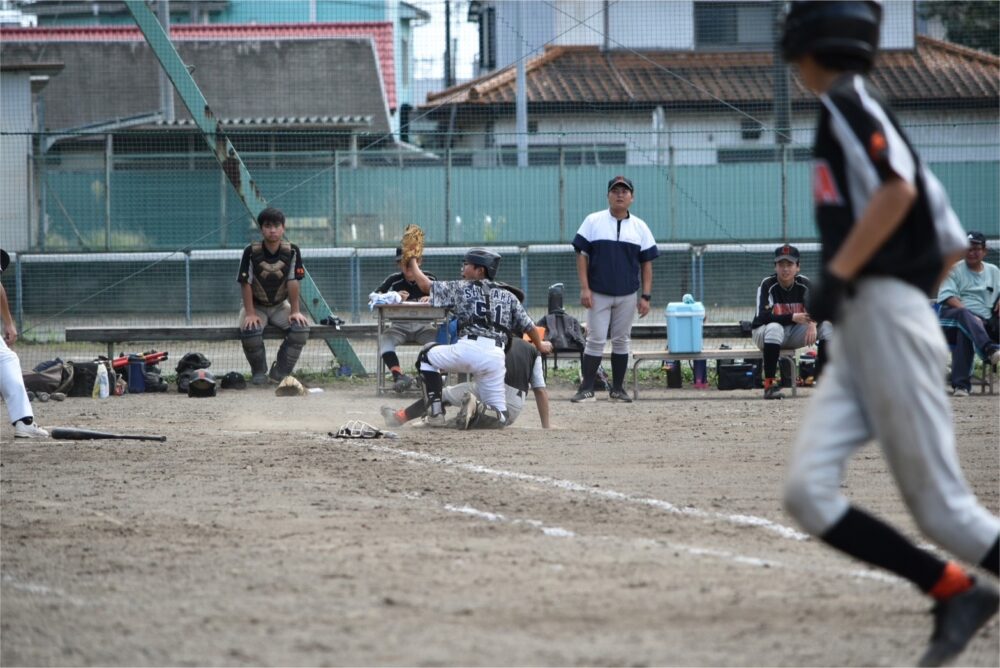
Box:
[372,246,439,393]
[751,244,832,400]
[936,231,1000,397]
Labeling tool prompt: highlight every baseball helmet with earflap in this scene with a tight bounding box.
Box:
[463,248,501,280]
[781,1,882,67]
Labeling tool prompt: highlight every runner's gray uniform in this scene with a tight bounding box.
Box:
[784,74,1000,564]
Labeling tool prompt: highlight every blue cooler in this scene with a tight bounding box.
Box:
[666,295,705,353]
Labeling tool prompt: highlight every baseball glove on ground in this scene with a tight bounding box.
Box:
[400,224,425,264]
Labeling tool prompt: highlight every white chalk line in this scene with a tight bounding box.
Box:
[437,501,899,586]
[443,503,575,537]
[1,573,87,606]
[347,440,808,541]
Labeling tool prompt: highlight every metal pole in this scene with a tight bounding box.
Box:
[445,148,452,245]
[157,0,175,122]
[218,168,227,247]
[333,150,340,247]
[38,97,47,251]
[781,144,788,242]
[104,133,112,250]
[515,1,528,168]
[184,252,192,324]
[669,144,676,242]
[773,0,790,239]
[558,145,565,242]
[14,256,23,333]
[444,0,453,88]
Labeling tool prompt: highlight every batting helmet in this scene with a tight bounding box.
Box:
[187,369,217,398]
[781,1,881,68]
[463,248,501,280]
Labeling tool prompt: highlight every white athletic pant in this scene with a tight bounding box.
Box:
[443,382,525,425]
[424,336,507,412]
[0,334,32,426]
[785,277,1000,565]
[584,292,636,357]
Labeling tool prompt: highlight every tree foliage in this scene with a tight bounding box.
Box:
[920,0,999,55]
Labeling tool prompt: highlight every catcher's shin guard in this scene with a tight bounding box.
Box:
[416,345,444,416]
[269,323,309,382]
[240,327,268,379]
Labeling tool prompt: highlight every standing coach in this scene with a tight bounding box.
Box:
[571,175,658,403]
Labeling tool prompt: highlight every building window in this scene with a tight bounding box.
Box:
[498,144,627,166]
[740,117,763,140]
[695,1,773,50]
[477,6,497,71]
[717,147,812,163]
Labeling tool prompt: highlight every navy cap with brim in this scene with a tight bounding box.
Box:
[607,176,634,192]
[774,244,800,262]
[967,231,987,246]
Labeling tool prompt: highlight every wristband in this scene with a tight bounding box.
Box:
[640,294,651,302]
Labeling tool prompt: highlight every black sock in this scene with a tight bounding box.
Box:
[822,506,947,592]
[980,537,999,576]
[403,399,427,421]
[763,343,780,379]
[579,354,602,392]
[815,340,828,379]
[382,352,402,377]
[610,353,628,391]
[13,417,33,426]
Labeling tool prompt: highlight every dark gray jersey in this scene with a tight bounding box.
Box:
[430,279,534,349]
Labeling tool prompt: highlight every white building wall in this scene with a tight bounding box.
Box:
[0,72,33,251]
[454,106,997,166]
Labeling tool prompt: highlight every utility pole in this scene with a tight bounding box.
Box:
[444,0,454,88]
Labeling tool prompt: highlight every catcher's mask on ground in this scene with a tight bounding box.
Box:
[463,248,501,280]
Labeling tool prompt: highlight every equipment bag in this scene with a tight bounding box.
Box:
[716,360,760,390]
[23,358,74,394]
[67,360,117,397]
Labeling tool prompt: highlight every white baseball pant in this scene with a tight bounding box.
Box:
[423,336,507,412]
[584,292,636,357]
[785,277,1000,565]
[0,334,32,425]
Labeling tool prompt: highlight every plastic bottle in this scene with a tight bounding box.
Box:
[94,363,110,399]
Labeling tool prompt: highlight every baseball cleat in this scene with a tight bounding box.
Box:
[917,581,999,667]
[380,406,403,428]
[951,387,969,398]
[250,372,269,386]
[570,389,596,403]
[14,421,49,439]
[608,389,633,403]
[764,385,785,400]
[393,373,415,393]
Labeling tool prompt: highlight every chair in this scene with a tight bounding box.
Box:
[936,304,996,395]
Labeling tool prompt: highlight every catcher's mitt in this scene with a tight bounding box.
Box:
[400,224,425,264]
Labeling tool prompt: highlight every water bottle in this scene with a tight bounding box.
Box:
[94,363,110,399]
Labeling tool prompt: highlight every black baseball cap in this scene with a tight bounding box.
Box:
[607,175,634,192]
[774,244,800,263]
[967,231,987,247]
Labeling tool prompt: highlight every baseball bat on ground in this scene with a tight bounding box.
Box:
[50,428,166,442]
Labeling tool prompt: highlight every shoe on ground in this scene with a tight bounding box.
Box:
[952,387,970,398]
[14,421,49,439]
[917,581,999,667]
[764,385,785,400]
[393,374,415,393]
[50,392,66,402]
[251,372,269,386]
[608,389,633,403]
[422,413,448,427]
[990,348,1000,367]
[455,392,477,430]
[380,406,403,428]
[570,389,596,403]
[36,392,50,403]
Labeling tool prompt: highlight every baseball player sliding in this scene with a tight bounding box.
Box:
[780,3,998,667]
[405,247,551,427]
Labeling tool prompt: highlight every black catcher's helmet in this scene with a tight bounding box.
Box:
[463,248,501,280]
[781,1,882,67]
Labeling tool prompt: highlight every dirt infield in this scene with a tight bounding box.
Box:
[2,382,998,667]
